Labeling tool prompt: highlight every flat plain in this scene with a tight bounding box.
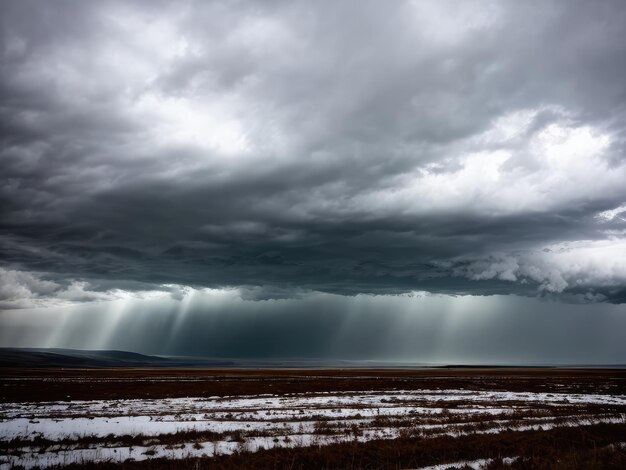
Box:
[1,368,626,469]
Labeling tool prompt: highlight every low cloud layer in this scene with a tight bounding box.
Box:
[1,0,626,307]
[0,267,174,309]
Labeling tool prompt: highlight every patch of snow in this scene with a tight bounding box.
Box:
[1,388,624,469]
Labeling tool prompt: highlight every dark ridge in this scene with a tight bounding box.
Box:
[0,348,236,368]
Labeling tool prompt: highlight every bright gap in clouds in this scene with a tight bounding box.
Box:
[136,94,249,155]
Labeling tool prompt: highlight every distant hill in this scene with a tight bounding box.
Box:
[0,349,425,368]
[0,348,422,368]
[0,348,238,368]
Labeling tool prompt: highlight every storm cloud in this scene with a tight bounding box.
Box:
[1,0,626,325]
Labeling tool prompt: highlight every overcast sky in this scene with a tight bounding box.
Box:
[1,1,626,362]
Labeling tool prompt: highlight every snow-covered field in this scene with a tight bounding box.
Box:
[2,389,625,469]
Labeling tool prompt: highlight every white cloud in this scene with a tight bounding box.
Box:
[134,94,250,155]
[408,0,503,47]
[597,204,626,222]
[452,239,626,295]
[0,268,60,308]
[347,112,623,218]
[0,269,172,310]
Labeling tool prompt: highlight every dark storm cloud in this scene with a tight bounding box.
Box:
[1,0,626,305]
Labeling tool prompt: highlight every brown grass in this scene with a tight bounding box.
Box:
[49,423,626,469]
[3,368,625,468]
[2,367,625,403]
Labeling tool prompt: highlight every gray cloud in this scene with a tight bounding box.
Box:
[1,0,626,307]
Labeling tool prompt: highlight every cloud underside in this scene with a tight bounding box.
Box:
[1,0,626,308]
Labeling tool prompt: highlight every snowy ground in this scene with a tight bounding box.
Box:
[2,388,625,469]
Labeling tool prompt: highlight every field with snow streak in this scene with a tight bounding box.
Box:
[2,385,626,469]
